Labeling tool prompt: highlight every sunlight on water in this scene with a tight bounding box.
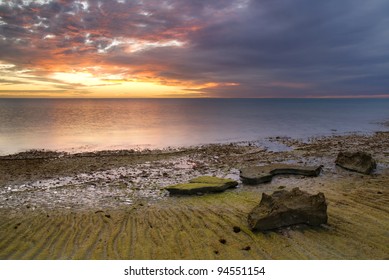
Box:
[0,98,388,155]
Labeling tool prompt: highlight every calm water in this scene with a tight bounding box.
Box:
[0,98,388,155]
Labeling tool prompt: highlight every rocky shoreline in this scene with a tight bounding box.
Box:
[0,132,388,259]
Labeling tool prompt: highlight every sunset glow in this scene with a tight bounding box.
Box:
[0,0,388,98]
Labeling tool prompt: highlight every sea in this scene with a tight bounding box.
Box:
[0,98,388,155]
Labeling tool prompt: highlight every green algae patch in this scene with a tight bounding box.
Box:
[165,176,239,195]
[189,176,236,184]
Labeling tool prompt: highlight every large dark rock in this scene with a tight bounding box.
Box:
[165,176,238,195]
[248,187,328,231]
[240,164,322,185]
[335,151,376,174]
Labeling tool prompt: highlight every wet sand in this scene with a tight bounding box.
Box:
[0,132,388,259]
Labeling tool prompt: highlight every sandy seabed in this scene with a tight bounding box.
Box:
[0,132,388,260]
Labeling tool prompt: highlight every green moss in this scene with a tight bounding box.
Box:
[189,176,236,184]
[165,176,239,195]
[168,182,222,190]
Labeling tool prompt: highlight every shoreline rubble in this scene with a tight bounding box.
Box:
[0,132,388,259]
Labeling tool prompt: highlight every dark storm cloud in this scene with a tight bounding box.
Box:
[0,0,388,97]
[175,0,389,96]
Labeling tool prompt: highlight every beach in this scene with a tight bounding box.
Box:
[0,132,388,260]
[1,0,389,270]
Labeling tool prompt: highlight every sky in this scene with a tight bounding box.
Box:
[0,0,388,98]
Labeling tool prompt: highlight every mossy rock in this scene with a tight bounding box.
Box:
[165,176,239,195]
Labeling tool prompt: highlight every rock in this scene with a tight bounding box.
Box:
[335,151,376,174]
[240,164,322,185]
[233,226,241,233]
[248,187,328,231]
[165,176,238,195]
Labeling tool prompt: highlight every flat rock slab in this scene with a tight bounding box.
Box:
[335,151,376,174]
[240,164,322,185]
[165,176,239,195]
[248,187,328,231]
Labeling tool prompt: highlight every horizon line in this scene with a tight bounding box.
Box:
[0,96,389,99]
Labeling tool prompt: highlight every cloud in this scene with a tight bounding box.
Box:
[0,0,388,97]
[0,78,27,85]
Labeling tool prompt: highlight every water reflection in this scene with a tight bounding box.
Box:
[0,98,388,155]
